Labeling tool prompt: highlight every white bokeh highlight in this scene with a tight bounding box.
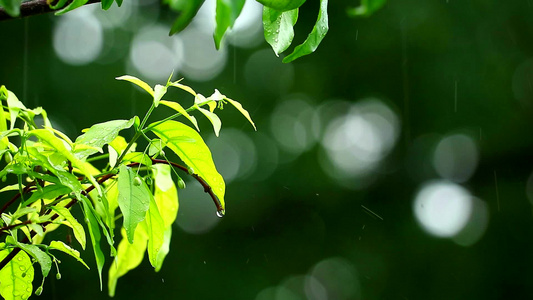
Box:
[53,8,103,65]
[413,181,473,238]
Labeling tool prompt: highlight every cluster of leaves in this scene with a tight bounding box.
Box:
[170,0,328,63]
[0,0,387,63]
[0,75,255,299]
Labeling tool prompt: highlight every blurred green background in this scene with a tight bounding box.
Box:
[2,0,533,299]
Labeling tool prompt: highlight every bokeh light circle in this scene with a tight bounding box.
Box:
[433,133,478,183]
[128,25,184,82]
[413,181,473,237]
[53,9,104,66]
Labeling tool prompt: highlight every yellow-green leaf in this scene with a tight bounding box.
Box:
[108,228,148,297]
[49,240,89,269]
[116,75,154,96]
[51,206,87,250]
[145,197,165,268]
[159,100,199,131]
[196,105,222,137]
[150,120,225,209]
[224,96,257,130]
[0,249,34,300]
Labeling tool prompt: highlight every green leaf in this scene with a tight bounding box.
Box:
[101,0,113,10]
[108,228,148,297]
[117,165,151,244]
[263,7,298,56]
[222,94,257,130]
[17,244,51,278]
[196,105,222,137]
[49,240,89,269]
[0,249,34,300]
[0,0,21,17]
[145,197,165,268]
[26,147,83,194]
[213,0,245,49]
[82,199,105,290]
[116,75,154,96]
[153,85,166,107]
[167,0,205,35]
[154,227,172,272]
[22,184,71,206]
[283,0,328,63]
[347,0,386,17]
[51,207,87,250]
[150,120,225,209]
[55,0,89,15]
[74,118,135,160]
[159,100,199,131]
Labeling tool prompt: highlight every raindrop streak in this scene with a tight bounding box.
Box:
[355,29,358,41]
[454,80,458,112]
[216,209,225,218]
[23,18,29,103]
[361,205,383,221]
[494,170,500,212]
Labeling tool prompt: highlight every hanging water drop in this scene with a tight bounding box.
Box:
[216,209,225,218]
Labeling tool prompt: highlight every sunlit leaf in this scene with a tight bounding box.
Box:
[49,240,89,269]
[159,100,199,131]
[213,0,245,49]
[145,197,165,267]
[154,227,172,272]
[108,228,148,297]
[168,81,197,97]
[51,206,87,250]
[5,89,25,130]
[263,7,298,56]
[116,75,154,96]
[150,120,225,209]
[154,167,179,227]
[196,105,222,137]
[0,249,34,300]
[347,0,386,17]
[74,118,135,160]
[117,165,151,244]
[167,0,205,35]
[223,95,257,130]
[283,0,328,63]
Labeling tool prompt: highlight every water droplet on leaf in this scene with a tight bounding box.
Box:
[216,209,225,218]
[133,177,142,186]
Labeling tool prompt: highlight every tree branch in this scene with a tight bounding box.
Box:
[0,0,101,21]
